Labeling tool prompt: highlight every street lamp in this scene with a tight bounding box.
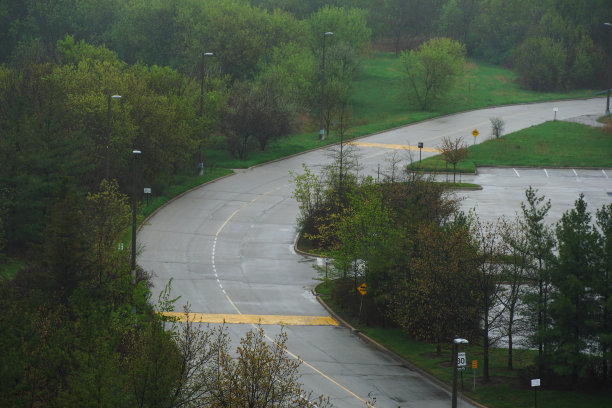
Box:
[319,31,333,140]
[131,149,142,275]
[452,338,469,408]
[198,52,214,175]
[605,22,611,116]
[106,94,122,180]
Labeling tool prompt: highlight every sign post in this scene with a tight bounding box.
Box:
[418,142,423,163]
[357,283,367,323]
[457,352,466,392]
[531,378,540,408]
[144,187,152,207]
[553,107,559,121]
[472,360,477,391]
[452,338,468,408]
[472,129,479,146]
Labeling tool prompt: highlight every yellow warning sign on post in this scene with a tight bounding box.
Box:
[358,283,368,296]
[472,129,479,138]
[472,360,478,369]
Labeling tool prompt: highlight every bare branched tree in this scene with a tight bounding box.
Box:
[490,117,505,139]
[205,326,332,408]
[499,217,531,370]
[381,151,403,183]
[439,136,468,183]
[471,215,507,382]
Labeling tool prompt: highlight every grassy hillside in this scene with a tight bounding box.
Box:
[208,53,597,170]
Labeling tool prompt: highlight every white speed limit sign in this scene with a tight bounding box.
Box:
[457,352,466,368]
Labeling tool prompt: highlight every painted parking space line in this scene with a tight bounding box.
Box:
[572,169,578,177]
[603,169,609,179]
[544,169,549,178]
[349,141,441,153]
[161,312,339,326]
[513,168,520,177]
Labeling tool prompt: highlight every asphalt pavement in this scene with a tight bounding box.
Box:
[139,97,610,408]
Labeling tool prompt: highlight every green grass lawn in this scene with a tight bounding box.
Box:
[205,53,598,170]
[419,121,612,172]
[316,284,612,408]
[468,121,612,168]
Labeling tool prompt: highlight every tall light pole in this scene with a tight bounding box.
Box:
[605,22,611,116]
[106,94,122,180]
[131,149,142,275]
[452,338,469,408]
[319,31,333,140]
[199,52,214,175]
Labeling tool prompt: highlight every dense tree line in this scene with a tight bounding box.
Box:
[1,1,610,87]
[293,154,612,387]
[0,177,331,407]
[0,2,370,251]
[2,0,610,253]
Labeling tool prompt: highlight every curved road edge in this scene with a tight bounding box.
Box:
[311,286,488,408]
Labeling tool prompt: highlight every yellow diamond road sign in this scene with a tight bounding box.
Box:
[358,283,368,296]
[472,129,479,137]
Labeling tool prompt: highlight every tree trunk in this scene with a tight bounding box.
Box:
[483,316,490,382]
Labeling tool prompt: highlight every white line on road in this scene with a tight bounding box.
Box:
[573,169,578,177]
[544,169,549,178]
[513,168,520,177]
[603,169,609,179]
[209,188,372,406]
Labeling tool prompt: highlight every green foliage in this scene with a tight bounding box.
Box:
[56,34,120,65]
[177,0,304,81]
[86,179,131,284]
[471,0,542,64]
[595,203,612,379]
[548,195,600,382]
[393,220,481,347]
[306,5,371,54]
[400,37,466,110]
[513,10,600,91]
[439,0,480,52]
[518,187,556,371]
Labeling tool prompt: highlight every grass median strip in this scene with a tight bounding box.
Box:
[162,312,338,326]
[349,141,441,153]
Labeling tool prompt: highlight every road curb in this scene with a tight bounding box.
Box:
[138,172,236,233]
[311,285,488,408]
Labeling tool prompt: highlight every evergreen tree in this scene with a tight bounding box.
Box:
[594,204,612,381]
[549,194,599,384]
[519,187,556,375]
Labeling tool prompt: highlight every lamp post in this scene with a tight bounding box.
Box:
[319,31,333,140]
[198,52,214,175]
[605,22,611,116]
[131,149,142,275]
[106,94,122,180]
[452,338,469,408]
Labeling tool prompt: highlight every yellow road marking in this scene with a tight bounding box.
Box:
[349,141,441,153]
[162,312,338,326]
[210,187,369,404]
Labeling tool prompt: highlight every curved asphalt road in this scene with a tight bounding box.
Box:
[139,98,610,407]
